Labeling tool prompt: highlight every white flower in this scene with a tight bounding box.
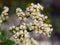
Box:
[39,30,43,34]
[15,27,20,30]
[16,8,22,12]
[1,13,8,20]
[12,26,15,28]
[13,35,17,39]
[19,17,22,20]
[20,30,23,34]
[45,16,48,19]
[9,26,12,30]
[3,6,9,13]
[37,3,44,10]
[13,31,16,34]
[48,24,52,27]
[31,3,34,6]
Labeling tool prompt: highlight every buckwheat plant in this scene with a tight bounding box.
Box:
[0,3,53,45]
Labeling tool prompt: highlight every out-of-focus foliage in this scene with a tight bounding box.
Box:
[43,6,52,15]
[0,30,14,45]
[0,30,6,41]
[0,39,14,45]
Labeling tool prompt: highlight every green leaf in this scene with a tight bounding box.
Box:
[0,30,6,41]
[0,39,14,45]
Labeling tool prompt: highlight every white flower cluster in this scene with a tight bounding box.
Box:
[0,6,9,24]
[16,3,53,37]
[16,8,26,21]
[10,24,29,39]
[26,3,43,16]
[9,23,30,45]
[25,3,53,37]
[9,3,53,45]
[15,38,38,45]
[18,38,38,45]
[9,23,39,45]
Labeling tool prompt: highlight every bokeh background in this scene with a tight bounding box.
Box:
[0,0,60,45]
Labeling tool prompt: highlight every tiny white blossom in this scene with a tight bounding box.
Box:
[16,27,20,30]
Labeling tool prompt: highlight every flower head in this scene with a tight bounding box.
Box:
[9,3,53,45]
